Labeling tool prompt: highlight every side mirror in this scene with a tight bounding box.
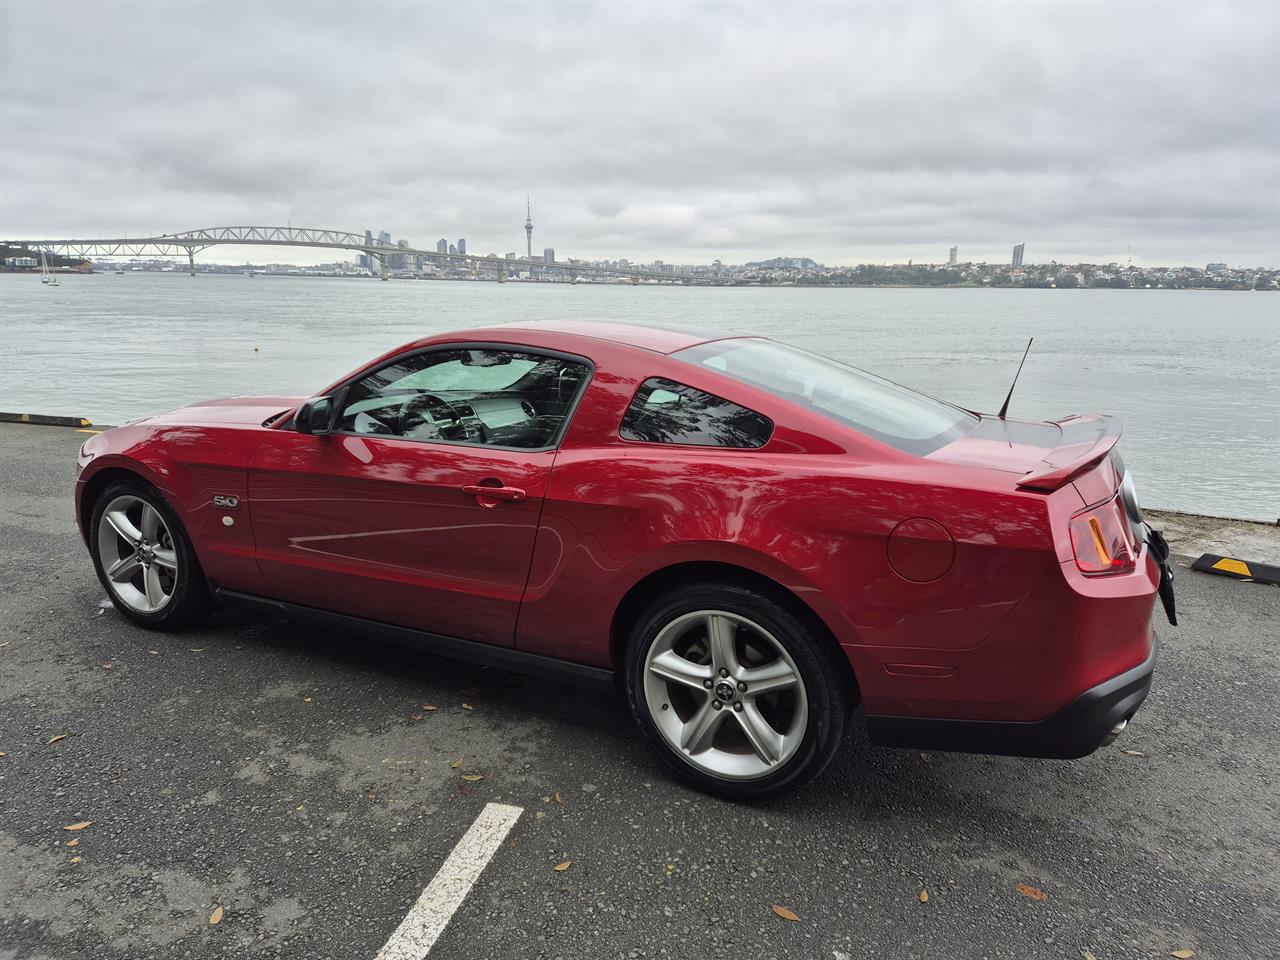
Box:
[295,396,336,436]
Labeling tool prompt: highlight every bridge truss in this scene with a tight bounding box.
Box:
[7,225,690,283]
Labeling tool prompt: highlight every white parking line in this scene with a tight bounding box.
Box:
[374,802,523,960]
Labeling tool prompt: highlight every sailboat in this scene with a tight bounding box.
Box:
[39,249,59,286]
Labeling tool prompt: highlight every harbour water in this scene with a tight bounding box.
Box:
[1,273,1276,521]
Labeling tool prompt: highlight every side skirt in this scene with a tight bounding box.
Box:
[214,588,615,690]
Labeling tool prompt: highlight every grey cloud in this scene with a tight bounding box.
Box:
[1,0,1276,266]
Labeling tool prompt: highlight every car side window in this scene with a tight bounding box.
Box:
[619,377,773,448]
[337,348,589,449]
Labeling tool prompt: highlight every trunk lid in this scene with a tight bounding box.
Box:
[927,413,1122,491]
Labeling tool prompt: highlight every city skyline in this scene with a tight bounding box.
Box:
[1,2,1276,268]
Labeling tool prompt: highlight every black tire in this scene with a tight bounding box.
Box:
[88,478,213,630]
[623,582,851,800]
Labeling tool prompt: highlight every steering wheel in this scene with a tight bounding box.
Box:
[399,393,462,440]
[399,393,488,443]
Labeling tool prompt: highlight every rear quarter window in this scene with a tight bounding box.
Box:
[674,338,976,456]
[619,377,773,449]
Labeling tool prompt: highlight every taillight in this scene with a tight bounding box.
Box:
[1069,496,1136,575]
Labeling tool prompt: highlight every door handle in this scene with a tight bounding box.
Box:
[462,484,526,503]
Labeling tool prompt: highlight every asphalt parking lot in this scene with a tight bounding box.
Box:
[1,423,1277,960]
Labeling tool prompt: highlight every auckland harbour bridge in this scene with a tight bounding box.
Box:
[9,225,692,283]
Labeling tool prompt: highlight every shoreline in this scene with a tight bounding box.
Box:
[1143,508,1280,565]
[2,270,1274,291]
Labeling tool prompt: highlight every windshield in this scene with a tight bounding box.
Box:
[674,338,976,455]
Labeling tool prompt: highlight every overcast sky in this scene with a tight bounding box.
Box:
[2,1,1277,267]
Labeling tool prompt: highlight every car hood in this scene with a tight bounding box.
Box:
[146,395,305,427]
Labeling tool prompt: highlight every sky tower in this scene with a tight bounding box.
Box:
[524,196,533,259]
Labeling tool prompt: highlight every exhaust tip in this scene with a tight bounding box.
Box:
[1101,717,1129,747]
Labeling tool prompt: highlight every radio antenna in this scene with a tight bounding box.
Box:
[997,337,1034,420]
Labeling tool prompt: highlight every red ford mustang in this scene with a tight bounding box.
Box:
[76,320,1175,798]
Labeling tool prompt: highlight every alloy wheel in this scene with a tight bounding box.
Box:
[643,609,808,780]
[96,494,179,614]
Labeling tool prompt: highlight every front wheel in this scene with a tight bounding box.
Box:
[89,479,212,630]
[624,582,850,800]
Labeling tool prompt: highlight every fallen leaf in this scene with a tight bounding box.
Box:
[422,704,438,712]
[409,715,423,721]
[1123,749,1145,757]
[1082,950,1098,960]
[102,663,113,669]
[66,838,79,847]
[919,889,929,903]
[665,863,675,877]
[148,650,159,655]
[47,734,68,744]
[1016,883,1047,901]
[189,648,205,653]
[534,810,546,819]
[63,821,93,831]
[553,860,572,872]
[450,758,464,769]
[0,752,6,757]
[920,752,930,764]
[303,697,312,703]
[1170,951,1195,959]
[461,774,484,782]
[554,790,563,805]
[462,703,474,711]
[771,904,800,922]
[69,856,81,863]
[209,905,224,925]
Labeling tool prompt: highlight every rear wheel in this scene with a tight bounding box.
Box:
[624,582,850,800]
[89,480,212,630]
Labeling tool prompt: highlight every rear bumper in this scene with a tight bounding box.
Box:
[865,634,1157,759]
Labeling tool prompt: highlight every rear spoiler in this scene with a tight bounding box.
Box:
[1016,414,1121,491]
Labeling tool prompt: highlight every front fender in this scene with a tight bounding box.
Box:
[75,423,269,594]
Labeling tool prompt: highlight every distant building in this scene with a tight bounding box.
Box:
[448,243,457,256]
[949,246,958,266]
[544,247,555,263]
[437,239,448,255]
[378,230,392,246]
[505,252,517,260]
[457,239,467,256]
[1012,243,1025,267]
[1207,262,1227,272]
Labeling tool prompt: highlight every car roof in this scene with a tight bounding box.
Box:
[459,319,731,355]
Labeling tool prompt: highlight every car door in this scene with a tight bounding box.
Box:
[246,344,592,646]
